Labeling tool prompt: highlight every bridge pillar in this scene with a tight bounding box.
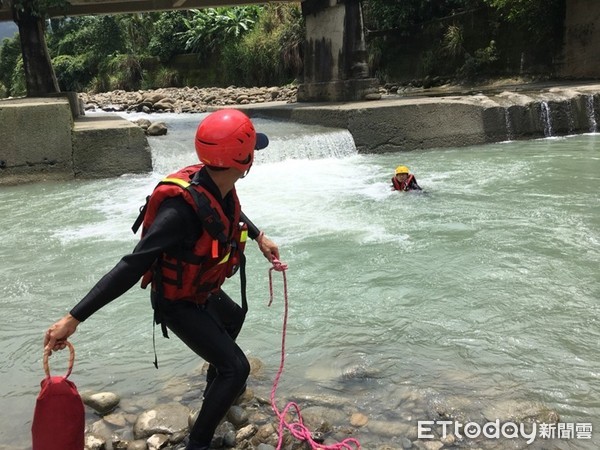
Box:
[298,0,379,102]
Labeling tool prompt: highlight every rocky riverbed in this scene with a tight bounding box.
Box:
[80,85,301,115]
[77,76,564,115]
[64,354,563,450]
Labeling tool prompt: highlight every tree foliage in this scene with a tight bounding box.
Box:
[220,4,303,86]
[0,0,569,97]
[147,11,188,62]
[482,0,565,43]
[46,16,128,91]
[179,6,261,55]
[363,0,480,31]
[49,16,125,60]
[0,35,21,95]
[363,0,565,82]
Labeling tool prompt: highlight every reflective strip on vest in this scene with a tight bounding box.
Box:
[162,177,191,189]
[218,251,231,265]
[218,229,246,265]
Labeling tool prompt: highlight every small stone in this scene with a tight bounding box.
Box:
[223,429,236,447]
[147,122,168,136]
[227,405,249,427]
[364,93,382,100]
[83,392,121,415]
[147,433,169,450]
[440,433,456,446]
[103,412,129,427]
[236,423,257,441]
[84,434,106,450]
[126,440,147,450]
[350,412,368,427]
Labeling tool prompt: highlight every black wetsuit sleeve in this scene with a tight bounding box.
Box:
[69,197,200,322]
[410,178,423,191]
[240,211,261,240]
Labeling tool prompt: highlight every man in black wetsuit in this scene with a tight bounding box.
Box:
[44,109,280,450]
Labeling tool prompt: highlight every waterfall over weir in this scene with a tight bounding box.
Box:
[540,101,553,137]
[504,108,514,141]
[253,127,357,164]
[503,93,599,141]
[117,112,357,176]
[377,86,599,151]
[587,95,598,133]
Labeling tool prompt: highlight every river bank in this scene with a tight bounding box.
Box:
[79,85,300,114]
[48,354,562,450]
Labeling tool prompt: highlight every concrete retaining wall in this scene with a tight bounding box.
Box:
[0,97,73,184]
[0,97,151,185]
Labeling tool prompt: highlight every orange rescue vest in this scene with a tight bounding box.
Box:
[135,164,248,304]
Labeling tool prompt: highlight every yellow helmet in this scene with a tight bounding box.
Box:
[395,165,409,175]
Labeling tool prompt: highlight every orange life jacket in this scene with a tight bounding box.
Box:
[135,164,248,304]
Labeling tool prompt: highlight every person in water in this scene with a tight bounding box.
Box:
[44,109,280,450]
[391,165,422,191]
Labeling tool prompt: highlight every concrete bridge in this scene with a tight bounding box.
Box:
[0,0,378,102]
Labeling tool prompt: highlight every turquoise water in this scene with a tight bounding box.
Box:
[0,113,598,449]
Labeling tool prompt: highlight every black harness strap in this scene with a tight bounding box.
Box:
[185,185,228,243]
[239,252,248,313]
[132,195,150,234]
[150,267,169,369]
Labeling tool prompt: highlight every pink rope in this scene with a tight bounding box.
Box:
[267,259,361,450]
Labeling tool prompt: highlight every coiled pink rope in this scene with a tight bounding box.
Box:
[267,259,361,450]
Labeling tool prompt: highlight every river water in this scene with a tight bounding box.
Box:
[0,112,598,449]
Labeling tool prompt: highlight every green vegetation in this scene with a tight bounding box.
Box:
[1,3,303,95]
[179,6,261,56]
[220,4,303,87]
[363,0,566,83]
[0,0,568,97]
[0,35,21,96]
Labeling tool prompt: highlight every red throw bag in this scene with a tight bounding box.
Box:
[32,341,84,450]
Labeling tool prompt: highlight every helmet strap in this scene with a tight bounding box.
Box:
[240,164,252,179]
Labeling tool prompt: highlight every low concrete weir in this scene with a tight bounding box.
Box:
[72,114,152,179]
[1,83,599,185]
[244,84,600,154]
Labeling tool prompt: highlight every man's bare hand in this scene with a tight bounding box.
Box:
[44,314,80,355]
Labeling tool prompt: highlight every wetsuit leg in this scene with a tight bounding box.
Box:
[161,299,250,447]
[207,290,246,339]
[203,290,247,396]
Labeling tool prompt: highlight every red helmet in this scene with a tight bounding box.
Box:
[194,109,268,172]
